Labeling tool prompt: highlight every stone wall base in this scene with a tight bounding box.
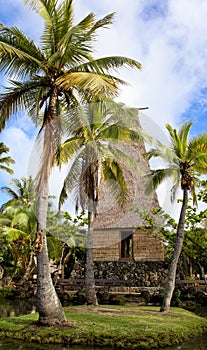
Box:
[72,261,169,288]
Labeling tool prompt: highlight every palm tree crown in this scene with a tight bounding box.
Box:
[145,121,207,202]
[0,142,15,174]
[0,0,141,127]
[0,0,142,191]
[58,101,146,211]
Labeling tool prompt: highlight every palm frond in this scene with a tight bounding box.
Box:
[0,217,11,226]
[0,79,48,129]
[88,12,115,33]
[0,155,15,165]
[5,227,28,241]
[0,165,14,174]
[24,0,57,21]
[55,138,80,167]
[1,186,19,200]
[11,212,29,231]
[0,142,10,154]
[53,13,115,69]
[178,121,193,156]
[107,144,143,175]
[0,199,18,213]
[76,56,142,74]
[47,236,62,261]
[0,25,45,78]
[102,158,128,206]
[145,168,176,195]
[56,71,123,98]
[186,134,207,174]
[144,148,164,160]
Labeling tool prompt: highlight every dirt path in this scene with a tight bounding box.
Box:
[65,305,160,315]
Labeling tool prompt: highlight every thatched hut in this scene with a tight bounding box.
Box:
[93,111,164,263]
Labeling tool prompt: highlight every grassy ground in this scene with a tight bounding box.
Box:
[0,305,207,349]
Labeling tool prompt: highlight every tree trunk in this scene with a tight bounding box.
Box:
[160,188,188,312]
[36,183,66,325]
[62,251,72,279]
[198,261,207,292]
[85,211,98,306]
[20,251,35,283]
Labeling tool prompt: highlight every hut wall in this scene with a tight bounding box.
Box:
[133,229,164,262]
[93,228,164,262]
[93,229,120,261]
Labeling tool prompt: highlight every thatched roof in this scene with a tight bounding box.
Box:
[94,114,160,230]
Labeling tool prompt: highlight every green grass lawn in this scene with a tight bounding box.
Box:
[0,305,206,349]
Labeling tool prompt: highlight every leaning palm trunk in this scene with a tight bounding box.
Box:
[85,210,98,306]
[160,188,188,312]
[36,184,66,325]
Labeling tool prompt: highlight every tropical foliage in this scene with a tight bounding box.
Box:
[0,177,86,281]
[0,177,37,280]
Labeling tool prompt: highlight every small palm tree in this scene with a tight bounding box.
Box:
[0,177,37,280]
[58,100,147,305]
[144,121,207,312]
[0,0,141,324]
[0,142,15,174]
[1,177,36,211]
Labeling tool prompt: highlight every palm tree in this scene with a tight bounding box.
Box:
[0,0,141,324]
[58,100,147,305]
[1,177,36,210]
[0,142,15,174]
[144,121,207,312]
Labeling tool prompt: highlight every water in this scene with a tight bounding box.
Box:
[163,333,207,350]
[0,297,36,318]
[1,335,207,350]
[0,339,103,350]
[0,339,68,349]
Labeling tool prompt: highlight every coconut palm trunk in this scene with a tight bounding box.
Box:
[85,210,98,306]
[35,88,66,325]
[84,158,98,306]
[36,184,66,325]
[160,188,188,312]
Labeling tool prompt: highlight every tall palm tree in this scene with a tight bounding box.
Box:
[144,121,207,312]
[0,0,141,324]
[58,100,147,305]
[0,142,15,174]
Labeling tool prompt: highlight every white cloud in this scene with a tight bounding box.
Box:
[1,126,35,182]
[74,0,207,130]
[1,0,207,215]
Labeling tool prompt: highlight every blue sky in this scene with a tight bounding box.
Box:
[0,0,207,217]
